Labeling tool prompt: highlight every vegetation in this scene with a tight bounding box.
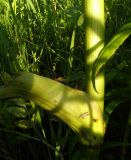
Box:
[0,0,131,159]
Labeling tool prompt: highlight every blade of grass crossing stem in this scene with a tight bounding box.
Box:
[92,22,131,91]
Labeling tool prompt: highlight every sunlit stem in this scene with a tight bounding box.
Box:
[84,0,105,112]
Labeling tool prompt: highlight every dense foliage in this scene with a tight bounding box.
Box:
[0,0,131,159]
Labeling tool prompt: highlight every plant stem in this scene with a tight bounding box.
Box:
[84,0,105,159]
[84,0,105,112]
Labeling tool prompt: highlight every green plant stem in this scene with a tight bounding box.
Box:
[84,0,105,113]
[84,0,105,159]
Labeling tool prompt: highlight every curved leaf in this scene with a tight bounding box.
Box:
[104,99,126,123]
[92,22,131,90]
[0,72,105,145]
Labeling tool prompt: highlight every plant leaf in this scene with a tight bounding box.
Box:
[92,22,131,90]
[0,72,105,145]
[6,106,26,118]
[77,14,84,27]
[104,99,126,123]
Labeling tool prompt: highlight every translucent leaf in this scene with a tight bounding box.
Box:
[92,22,131,90]
[77,14,84,26]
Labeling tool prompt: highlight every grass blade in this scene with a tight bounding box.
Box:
[92,22,131,90]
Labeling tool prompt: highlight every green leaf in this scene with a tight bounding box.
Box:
[15,120,33,129]
[0,72,105,145]
[92,22,131,90]
[6,106,26,118]
[104,99,126,123]
[26,0,36,13]
[77,14,84,27]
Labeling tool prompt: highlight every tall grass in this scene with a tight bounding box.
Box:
[0,1,84,159]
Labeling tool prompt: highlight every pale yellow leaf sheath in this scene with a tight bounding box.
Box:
[0,72,105,145]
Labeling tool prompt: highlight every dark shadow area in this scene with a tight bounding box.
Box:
[99,101,131,160]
